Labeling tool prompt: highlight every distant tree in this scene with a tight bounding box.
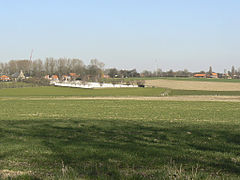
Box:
[119,70,127,78]
[31,59,43,77]
[208,66,213,74]
[72,59,85,75]
[238,67,240,76]
[57,58,68,76]
[87,59,105,81]
[154,68,163,77]
[8,60,17,74]
[48,58,57,75]
[0,63,2,73]
[90,59,105,69]
[141,70,152,77]
[118,69,140,78]
[16,60,31,74]
[166,69,175,77]
[231,66,235,78]
[1,63,9,74]
[44,58,50,75]
[175,69,191,77]
[130,69,140,77]
[108,68,119,78]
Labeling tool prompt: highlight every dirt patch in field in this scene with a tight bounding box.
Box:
[145,79,240,91]
[0,169,31,179]
[2,96,240,102]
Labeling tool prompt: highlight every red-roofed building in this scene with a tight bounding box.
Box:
[44,75,51,80]
[69,73,79,80]
[194,74,206,78]
[62,75,71,81]
[0,75,11,81]
[210,73,218,78]
[69,73,77,77]
[51,75,59,81]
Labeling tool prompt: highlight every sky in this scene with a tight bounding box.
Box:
[1,0,240,72]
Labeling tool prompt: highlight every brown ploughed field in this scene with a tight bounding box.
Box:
[145,79,240,91]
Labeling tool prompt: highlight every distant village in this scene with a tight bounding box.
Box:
[0,71,80,82]
[0,58,239,82]
[0,69,237,83]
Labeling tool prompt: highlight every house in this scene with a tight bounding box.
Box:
[69,73,79,80]
[44,75,51,80]
[209,73,218,78]
[223,73,231,79]
[0,75,11,82]
[19,70,25,79]
[103,74,110,79]
[194,74,206,78]
[51,75,59,81]
[62,75,71,81]
[11,70,26,81]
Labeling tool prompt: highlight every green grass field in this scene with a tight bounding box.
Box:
[168,89,240,96]
[0,99,240,179]
[1,87,240,179]
[0,86,166,97]
[1,86,240,97]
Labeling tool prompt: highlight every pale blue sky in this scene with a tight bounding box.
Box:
[1,0,240,72]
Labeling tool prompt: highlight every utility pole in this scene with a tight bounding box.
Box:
[29,49,34,75]
[30,49,34,61]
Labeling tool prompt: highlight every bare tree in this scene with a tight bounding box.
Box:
[57,58,68,76]
[72,59,85,77]
[8,60,17,74]
[231,66,235,78]
[87,59,105,81]
[208,66,213,75]
[31,59,43,77]
[49,58,56,75]
[44,58,50,75]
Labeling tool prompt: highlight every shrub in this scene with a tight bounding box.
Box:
[23,77,50,86]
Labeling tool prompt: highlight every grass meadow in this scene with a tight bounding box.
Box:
[0,87,240,179]
[0,98,240,179]
[1,86,240,97]
[0,86,166,97]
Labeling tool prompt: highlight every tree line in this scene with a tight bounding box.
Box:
[0,58,142,81]
[0,58,105,81]
[138,66,240,79]
[1,58,240,80]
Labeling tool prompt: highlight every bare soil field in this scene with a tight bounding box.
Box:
[145,79,240,91]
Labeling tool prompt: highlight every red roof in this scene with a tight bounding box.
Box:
[1,75,9,78]
[51,75,59,79]
[69,73,78,77]
[0,75,10,79]
[194,74,206,77]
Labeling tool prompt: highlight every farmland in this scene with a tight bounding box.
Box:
[0,86,240,179]
[145,79,240,91]
[104,77,240,83]
[2,86,240,98]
